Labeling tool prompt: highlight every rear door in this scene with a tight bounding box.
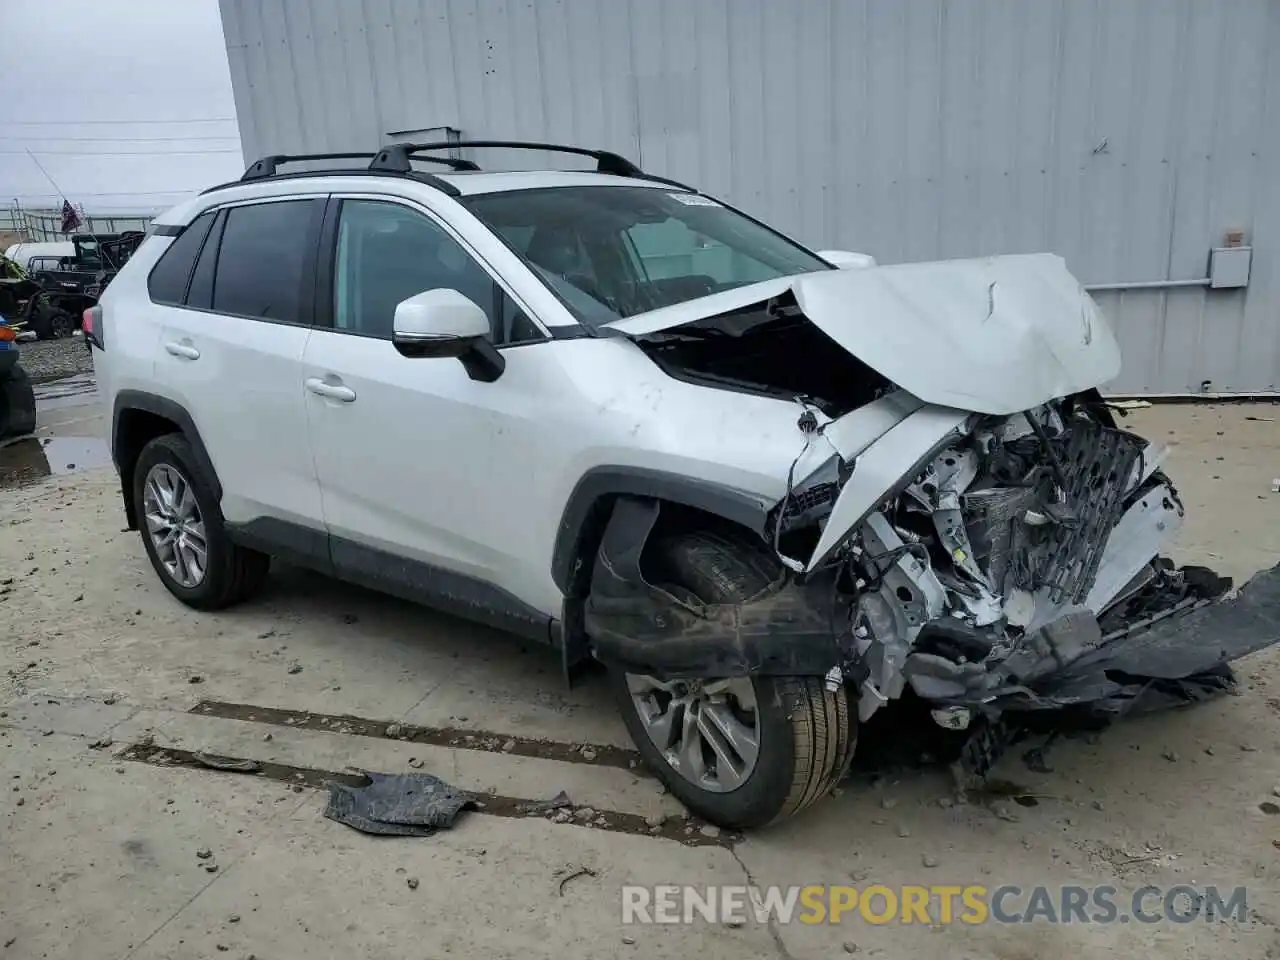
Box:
[152,196,328,537]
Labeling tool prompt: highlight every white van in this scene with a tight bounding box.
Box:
[3,242,76,272]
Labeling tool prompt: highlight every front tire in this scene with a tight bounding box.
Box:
[132,433,269,610]
[610,529,855,829]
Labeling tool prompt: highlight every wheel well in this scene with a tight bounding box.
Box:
[552,468,774,598]
[566,497,767,600]
[114,408,181,529]
[558,492,773,681]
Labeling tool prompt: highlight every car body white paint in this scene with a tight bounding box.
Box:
[100,168,1148,627]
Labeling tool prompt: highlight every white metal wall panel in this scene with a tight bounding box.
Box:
[219,0,1280,394]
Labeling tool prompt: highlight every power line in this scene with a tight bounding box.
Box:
[14,190,196,197]
[0,117,236,126]
[0,135,240,143]
[0,148,240,156]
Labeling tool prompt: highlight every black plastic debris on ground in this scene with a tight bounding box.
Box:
[324,771,477,837]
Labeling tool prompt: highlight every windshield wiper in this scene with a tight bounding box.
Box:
[643,325,733,342]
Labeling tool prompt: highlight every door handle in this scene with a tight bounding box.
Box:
[164,341,200,360]
[304,377,356,402]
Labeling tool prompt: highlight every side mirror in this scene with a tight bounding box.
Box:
[817,249,876,271]
[391,288,504,382]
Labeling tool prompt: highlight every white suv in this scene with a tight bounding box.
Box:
[92,141,1274,829]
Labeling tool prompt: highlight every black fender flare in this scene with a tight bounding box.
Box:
[550,466,775,596]
[582,496,847,678]
[112,391,222,524]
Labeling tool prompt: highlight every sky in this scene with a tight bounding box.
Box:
[0,0,243,215]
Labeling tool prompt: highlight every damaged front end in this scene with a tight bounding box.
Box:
[587,252,1280,775]
[818,398,1279,727]
[586,392,1280,756]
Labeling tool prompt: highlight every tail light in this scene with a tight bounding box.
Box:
[83,306,103,350]
[0,325,14,343]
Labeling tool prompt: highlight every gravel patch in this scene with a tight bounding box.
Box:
[17,336,95,383]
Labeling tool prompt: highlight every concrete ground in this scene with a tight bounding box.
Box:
[2,381,1280,960]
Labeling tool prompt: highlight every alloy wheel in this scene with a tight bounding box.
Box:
[625,674,760,793]
[142,463,208,588]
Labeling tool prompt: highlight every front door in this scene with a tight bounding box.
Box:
[301,196,562,631]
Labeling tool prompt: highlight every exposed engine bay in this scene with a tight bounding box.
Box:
[635,298,895,418]
[788,395,1232,724]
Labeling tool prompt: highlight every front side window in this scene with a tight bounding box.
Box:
[211,199,322,324]
[465,186,832,329]
[332,199,525,342]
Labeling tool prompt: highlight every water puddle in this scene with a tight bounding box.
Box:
[0,435,111,489]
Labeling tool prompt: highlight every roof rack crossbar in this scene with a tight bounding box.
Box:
[242,152,370,181]
[241,151,477,181]
[368,145,482,174]
[228,140,691,198]
[378,140,648,178]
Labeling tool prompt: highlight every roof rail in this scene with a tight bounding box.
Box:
[373,140,696,190]
[201,168,463,198]
[225,140,693,197]
[372,140,646,177]
[240,151,477,181]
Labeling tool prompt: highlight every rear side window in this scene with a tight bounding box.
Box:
[147,211,215,304]
[212,200,322,324]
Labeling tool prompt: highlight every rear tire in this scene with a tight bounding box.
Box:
[610,529,855,829]
[132,433,270,610]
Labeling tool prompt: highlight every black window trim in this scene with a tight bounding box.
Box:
[145,210,217,307]
[314,192,553,349]
[185,208,226,310]
[153,194,328,329]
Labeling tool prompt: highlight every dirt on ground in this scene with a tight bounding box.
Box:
[14,336,95,384]
[1,402,1279,959]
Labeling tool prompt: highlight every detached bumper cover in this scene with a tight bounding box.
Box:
[928,563,1280,717]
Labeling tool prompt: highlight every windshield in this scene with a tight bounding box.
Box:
[464,185,832,328]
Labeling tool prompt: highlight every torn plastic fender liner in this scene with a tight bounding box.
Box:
[584,497,849,679]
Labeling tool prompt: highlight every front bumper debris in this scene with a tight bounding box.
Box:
[990,562,1280,716]
[951,565,1280,780]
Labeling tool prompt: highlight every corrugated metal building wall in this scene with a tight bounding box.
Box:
[218,0,1280,395]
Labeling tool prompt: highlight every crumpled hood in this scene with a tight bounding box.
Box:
[609,253,1121,416]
